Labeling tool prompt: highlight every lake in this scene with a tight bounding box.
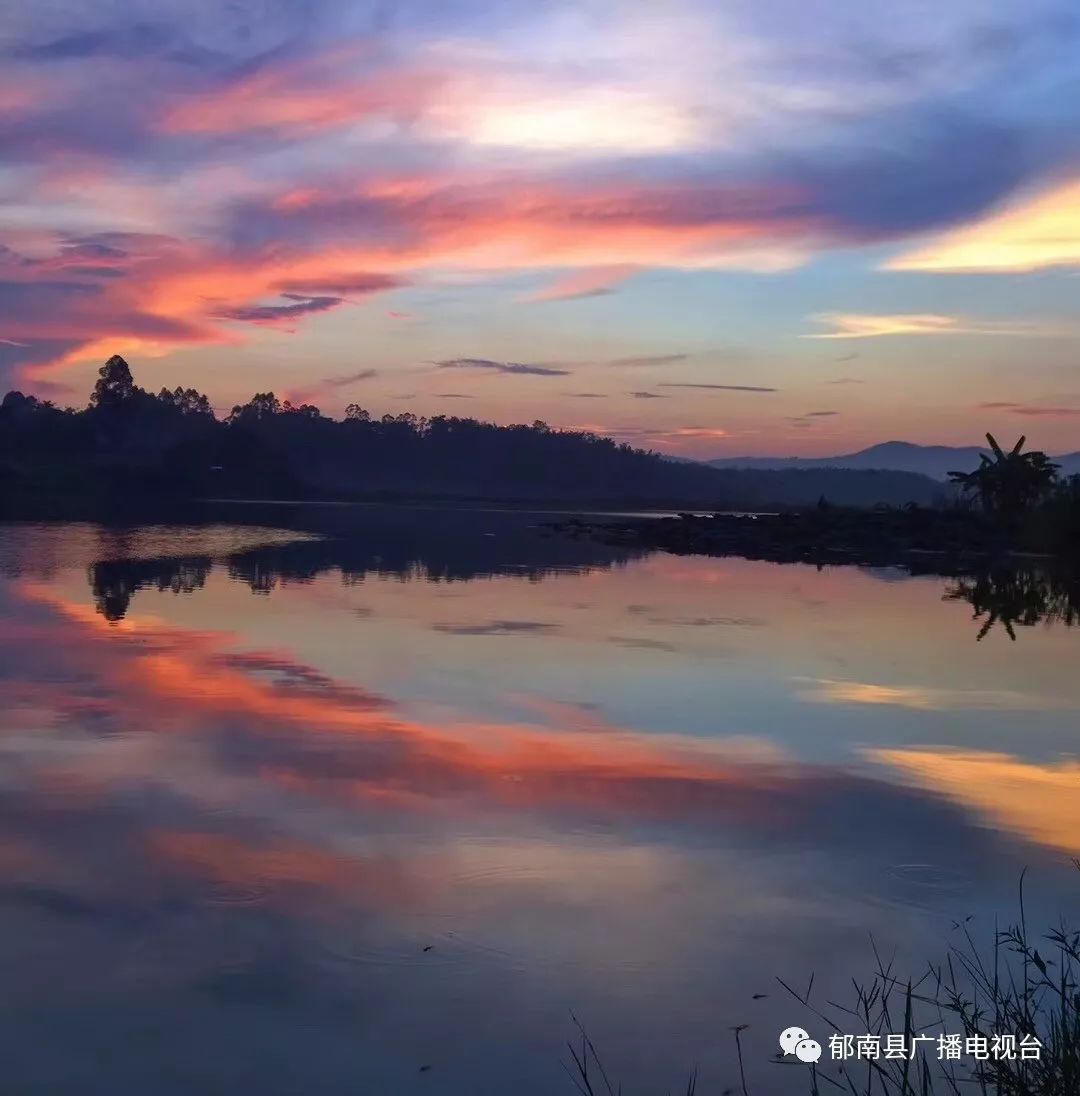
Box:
[0,506,1077,1095]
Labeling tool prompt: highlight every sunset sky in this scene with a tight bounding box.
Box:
[3,0,1080,456]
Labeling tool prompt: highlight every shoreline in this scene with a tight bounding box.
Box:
[552,509,1068,573]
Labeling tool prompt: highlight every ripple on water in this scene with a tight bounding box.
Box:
[888,863,971,890]
[201,880,268,908]
[872,862,975,913]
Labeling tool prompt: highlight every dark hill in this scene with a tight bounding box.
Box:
[1,356,947,513]
[708,441,1080,481]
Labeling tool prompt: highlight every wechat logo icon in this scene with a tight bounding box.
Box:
[779,1026,822,1064]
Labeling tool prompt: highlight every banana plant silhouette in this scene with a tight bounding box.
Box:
[948,433,1058,521]
[945,567,1080,640]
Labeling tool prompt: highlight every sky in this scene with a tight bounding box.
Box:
[2,0,1080,457]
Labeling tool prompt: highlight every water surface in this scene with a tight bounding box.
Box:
[1,509,1077,1094]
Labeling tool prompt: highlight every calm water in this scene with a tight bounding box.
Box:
[0,508,1077,1095]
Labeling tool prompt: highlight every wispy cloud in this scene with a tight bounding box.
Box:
[566,392,608,398]
[804,312,1063,339]
[977,401,1080,418]
[526,265,636,302]
[661,427,729,440]
[278,273,405,296]
[657,382,777,392]
[321,368,378,388]
[158,49,440,139]
[799,677,1064,712]
[597,424,730,442]
[213,294,343,327]
[609,636,678,652]
[435,358,571,376]
[787,410,839,428]
[433,620,558,635]
[285,368,378,405]
[629,391,668,399]
[609,354,689,367]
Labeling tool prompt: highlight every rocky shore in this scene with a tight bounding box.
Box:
[550,507,1041,572]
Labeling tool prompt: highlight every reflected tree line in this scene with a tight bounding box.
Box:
[85,536,1080,640]
[90,556,212,621]
[86,526,647,621]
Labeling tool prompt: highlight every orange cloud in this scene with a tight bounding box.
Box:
[660,427,730,441]
[868,748,1080,857]
[799,677,1069,712]
[13,580,808,828]
[5,237,406,382]
[144,830,416,906]
[147,830,355,890]
[7,171,824,381]
[886,178,1080,273]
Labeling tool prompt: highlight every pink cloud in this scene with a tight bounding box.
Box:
[0,167,827,384]
[239,172,821,277]
[159,49,442,138]
[0,228,411,383]
[0,84,35,116]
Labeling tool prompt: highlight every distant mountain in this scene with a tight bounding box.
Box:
[707,441,1080,482]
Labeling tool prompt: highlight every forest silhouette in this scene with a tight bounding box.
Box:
[0,355,944,511]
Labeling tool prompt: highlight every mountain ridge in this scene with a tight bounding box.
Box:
[706,441,1080,481]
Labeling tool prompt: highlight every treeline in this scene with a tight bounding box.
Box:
[0,355,945,509]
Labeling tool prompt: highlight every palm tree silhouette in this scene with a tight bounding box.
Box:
[944,567,1080,640]
[948,433,1058,521]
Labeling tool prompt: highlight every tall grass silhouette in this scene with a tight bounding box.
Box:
[567,870,1079,1095]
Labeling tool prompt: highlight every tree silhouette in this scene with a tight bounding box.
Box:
[90,354,139,409]
[0,354,969,509]
[948,433,1058,521]
[945,567,1080,640]
[226,392,281,423]
[158,386,212,417]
